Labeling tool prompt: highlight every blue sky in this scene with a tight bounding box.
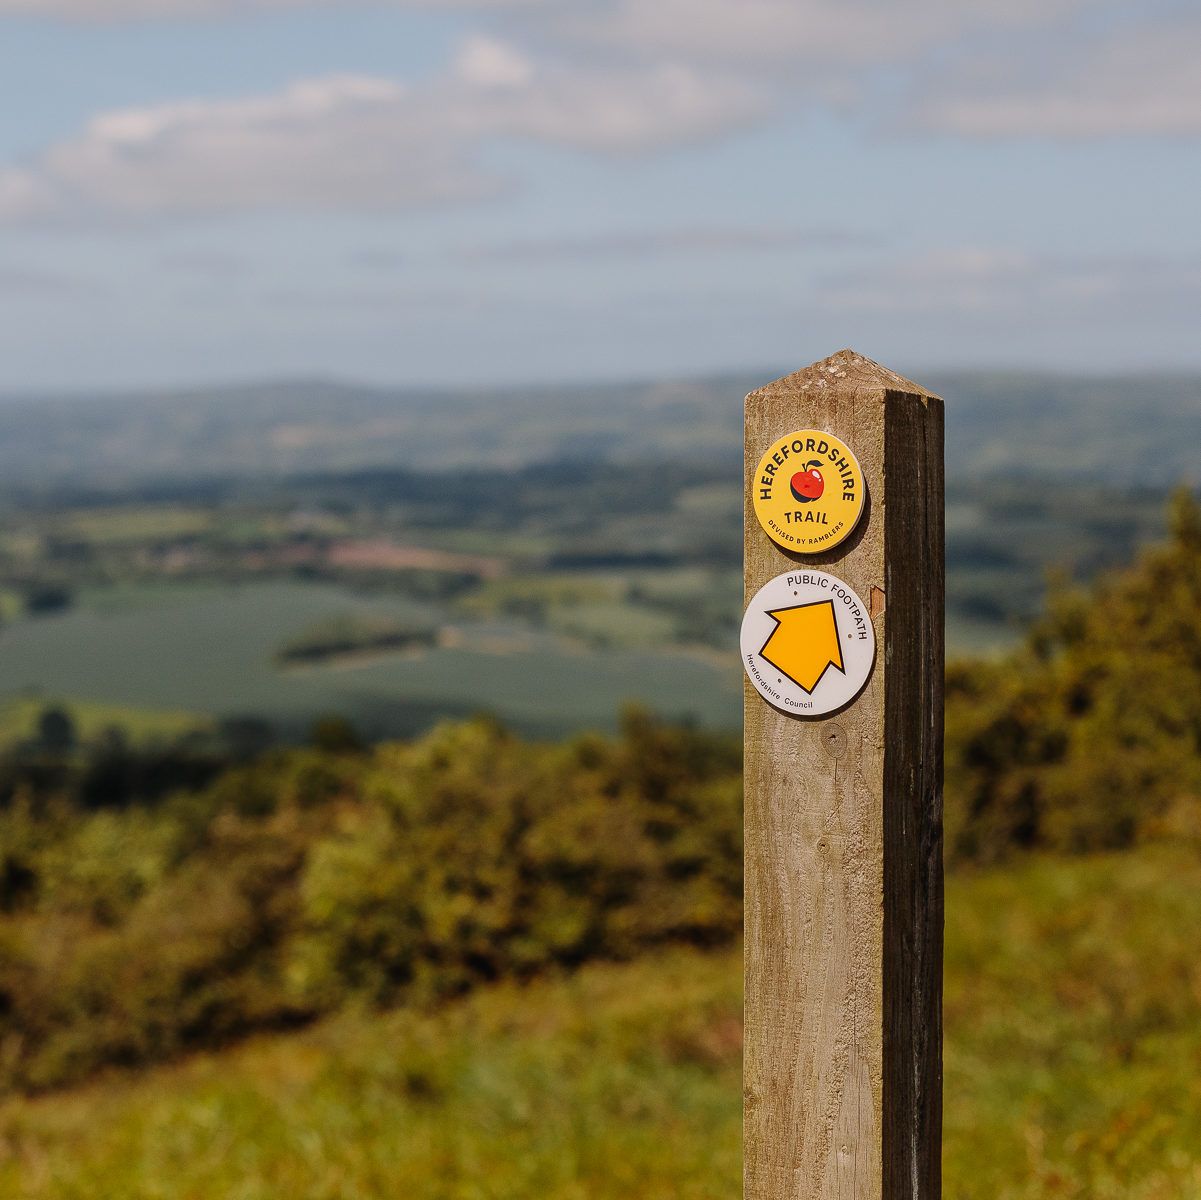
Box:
[1,0,1198,391]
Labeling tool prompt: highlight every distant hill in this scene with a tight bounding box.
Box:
[0,377,744,492]
[0,370,1198,491]
[931,370,1201,486]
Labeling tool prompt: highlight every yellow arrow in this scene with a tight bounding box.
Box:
[758,600,845,693]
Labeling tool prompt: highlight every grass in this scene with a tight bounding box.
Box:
[2,846,1200,1198]
[0,697,207,747]
[0,949,742,1200]
[0,589,24,622]
[0,580,742,738]
[58,506,215,545]
[461,567,739,652]
[942,846,1201,1200]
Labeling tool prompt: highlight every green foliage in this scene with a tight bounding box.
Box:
[4,488,1200,1093]
[0,946,743,1200]
[275,613,436,666]
[0,711,740,1094]
[942,847,1201,1199]
[4,476,1201,1200]
[3,848,1200,1199]
[309,714,365,755]
[0,698,207,748]
[0,721,236,814]
[292,712,740,1009]
[35,706,76,753]
[947,489,1201,862]
[23,584,73,616]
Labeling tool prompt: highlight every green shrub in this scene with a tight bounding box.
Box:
[0,711,740,1094]
[947,488,1201,861]
[291,714,741,1007]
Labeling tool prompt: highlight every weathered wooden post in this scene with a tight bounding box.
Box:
[742,349,944,1199]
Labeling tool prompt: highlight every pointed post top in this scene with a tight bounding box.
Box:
[748,348,939,403]
[743,346,945,1200]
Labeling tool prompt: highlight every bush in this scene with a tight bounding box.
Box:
[0,711,740,1094]
[947,489,1201,862]
[291,715,741,1008]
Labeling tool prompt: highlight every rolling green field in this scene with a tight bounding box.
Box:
[0,580,742,739]
[0,470,1175,746]
[0,697,207,746]
[2,846,1198,1199]
[0,424,1198,1197]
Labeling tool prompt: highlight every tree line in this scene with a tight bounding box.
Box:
[2,490,1199,1093]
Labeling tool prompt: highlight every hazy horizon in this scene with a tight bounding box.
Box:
[2,2,1199,390]
[6,356,1201,404]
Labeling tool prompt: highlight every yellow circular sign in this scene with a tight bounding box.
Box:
[752,430,866,554]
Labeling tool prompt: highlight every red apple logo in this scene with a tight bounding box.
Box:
[790,461,825,503]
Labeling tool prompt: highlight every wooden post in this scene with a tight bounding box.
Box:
[743,349,944,1199]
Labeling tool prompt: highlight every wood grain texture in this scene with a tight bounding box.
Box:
[744,350,944,1200]
[882,391,944,1200]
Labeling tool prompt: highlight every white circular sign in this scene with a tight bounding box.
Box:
[740,570,876,717]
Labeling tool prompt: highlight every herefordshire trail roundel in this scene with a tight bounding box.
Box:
[740,570,876,717]
[752,430,865,554]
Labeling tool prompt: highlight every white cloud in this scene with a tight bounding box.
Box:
[795,245,1201,371]
[3,0,1095,45]
[0,39,760,222]
[0,75,476,221]
[445,37,760,154]
[1,0,1191,240]
[819,247,1201,316]
[909,21,1201,138]
[0,0,540,18]
[453,33,535,87]
[551,0,1099,68]
[544,0,1179,139]
[0,0,1107,64]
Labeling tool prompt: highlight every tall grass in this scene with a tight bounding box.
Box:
[3,846,1200,1199]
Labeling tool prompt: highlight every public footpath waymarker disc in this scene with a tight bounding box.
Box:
[751,429,865,554]
[741,570,876,717]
